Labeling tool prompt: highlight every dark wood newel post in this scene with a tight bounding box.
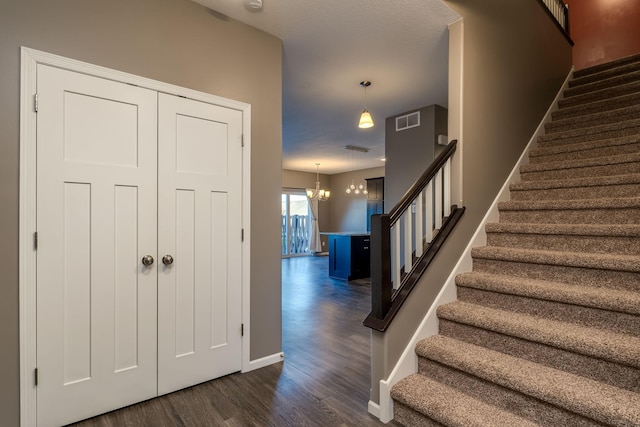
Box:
[370,214,391,319]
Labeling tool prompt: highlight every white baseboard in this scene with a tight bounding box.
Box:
[368,400,381,419]
[244,351,285,372]
[371,67,574,423]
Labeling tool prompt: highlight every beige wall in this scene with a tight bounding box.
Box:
[370,0,573,403]
[0,1,282,424]
[328,167,386,233]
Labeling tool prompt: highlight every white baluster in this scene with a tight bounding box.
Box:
[392,223,401,290]
[415,191,424,258]
[435,169,443,230]
[403,210,413,274]
[444,158,451,217]
[425,180,433,244]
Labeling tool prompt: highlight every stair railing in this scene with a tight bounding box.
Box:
[364,140,465,331]
[538,0,573,45]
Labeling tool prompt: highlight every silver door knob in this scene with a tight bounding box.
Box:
[141,255,154,266]
[162,255,174,266]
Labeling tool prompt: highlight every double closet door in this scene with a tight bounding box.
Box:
[35,64,243,427]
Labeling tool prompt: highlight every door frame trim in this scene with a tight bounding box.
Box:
[19,47,252,426]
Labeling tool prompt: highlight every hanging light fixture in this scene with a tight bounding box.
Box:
[306,163,330,201]
[358,81,374,129]
[344,145,369,195]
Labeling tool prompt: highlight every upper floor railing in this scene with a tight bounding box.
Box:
[364,140,465,331]
[538,0,573,45]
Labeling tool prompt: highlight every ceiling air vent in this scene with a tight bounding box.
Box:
[395,111,420,132]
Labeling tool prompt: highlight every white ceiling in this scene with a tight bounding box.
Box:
[192,0,460,174]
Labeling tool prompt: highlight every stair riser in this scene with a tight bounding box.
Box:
[545,109,640,134]
[553,93,640,121]
[393,403,444,427]
[417,359,604,427]
[529,142,640,164]
[472,258,640,292]
[499,207,640,225]
[486,231,640,256]
[538,124,640,147]
[456,287,640,337]
[520,162,640,181]
[564,71,640,98]
[510,183,640,201]
[558,82,640,109]
[438,319,640,394]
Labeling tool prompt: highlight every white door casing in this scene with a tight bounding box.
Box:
[19,48,252,427]
[157,93,243,395]
[36,64,159,426]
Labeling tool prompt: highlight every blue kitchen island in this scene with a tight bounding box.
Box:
[325,233,370,280]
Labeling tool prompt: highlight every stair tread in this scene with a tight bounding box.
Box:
[546,104,640,130]
[471,245,640,273]
[437,302,640,367]
[391,374,540,427]
[571,60,640,86]
[520,152,640,173]
[415,335,640,426]
[558,80,640,108]
[553,92,640,122]
[573,52,640,79]
[456,271,640,315]
[498,196,640,211]
[485,222,640,237]
[564,69,640,98]
[538,118,640,142]
[531,134,640,157]
[510,173,640,191]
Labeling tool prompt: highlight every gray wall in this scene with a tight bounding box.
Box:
[370,0,572,403]
[328,167,386,233]
[0,1,282,425]
[385,105,448,208]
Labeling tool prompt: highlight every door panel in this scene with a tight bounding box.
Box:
[36,65,244,426]
[36,64,158,427]
[157,93,243,395]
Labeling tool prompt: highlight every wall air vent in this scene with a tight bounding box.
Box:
[395,111,420,132]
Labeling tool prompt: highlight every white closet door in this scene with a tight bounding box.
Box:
[36,65,158,427]
[157,93,243,395]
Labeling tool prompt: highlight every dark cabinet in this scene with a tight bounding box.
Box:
[328,234,370,280]
[366,177,384,232]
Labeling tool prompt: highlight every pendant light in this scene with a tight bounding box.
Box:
[358,81,374,129]
[306,163,330,201]
[344,145,369,195]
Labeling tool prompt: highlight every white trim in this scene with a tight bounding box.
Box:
[448,18,464,207]
[367,400,381,419]
[372,67,574,424]
[19,46,39,427]
[19,47,252,427]
[246,352,285,372]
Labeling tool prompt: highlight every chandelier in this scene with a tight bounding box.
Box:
[306,163,330,201]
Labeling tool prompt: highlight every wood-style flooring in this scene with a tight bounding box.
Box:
[70,256,394,426]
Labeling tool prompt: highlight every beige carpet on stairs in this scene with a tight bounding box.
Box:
[390,53,640,427]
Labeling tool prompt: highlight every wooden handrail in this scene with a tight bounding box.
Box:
[364,139,464,331]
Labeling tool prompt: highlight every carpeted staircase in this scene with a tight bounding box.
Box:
[390,54,640,426]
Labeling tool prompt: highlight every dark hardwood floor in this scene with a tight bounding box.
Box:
[71,256,393,426]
